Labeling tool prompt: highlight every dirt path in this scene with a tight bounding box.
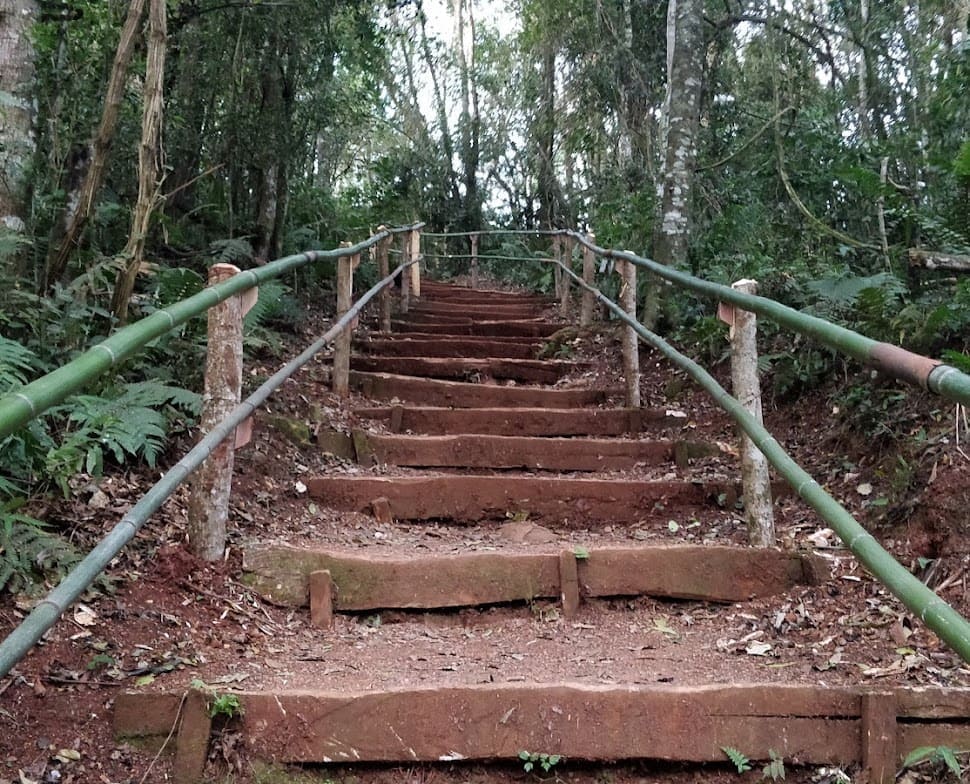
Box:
[2,281,969,784]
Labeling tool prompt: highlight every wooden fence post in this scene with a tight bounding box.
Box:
[409,229,422,299]
[560,236,573,315]
[618,258,641,408]
[399,232,411,314]
[552,235,562,298]
[332,250,355,397]
[724,279,775,547]
[186,263,256,561]
[377,227,392,333]
[470,232,480,289]
[580,233,596,326]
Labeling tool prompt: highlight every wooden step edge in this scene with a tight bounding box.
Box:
[114,683,970,778]
[352,406,683,436]
[303,474,784,523]
[318,429,727,471]
[240,543,828,610]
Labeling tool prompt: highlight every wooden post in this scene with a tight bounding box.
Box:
[552,235,562,298]
[726,279,775,547]
[618,258,641,408]
[580,233,596,326]
[560,236,573,315]
[332,251,354,397]
[470,232,480,289]
[187,263,253,561]
[861,692,897,784]
[377,227,392,333]
[409,229,421,299]
[399,232,410,314]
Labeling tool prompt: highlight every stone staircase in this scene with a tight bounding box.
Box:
[115,280,970,783]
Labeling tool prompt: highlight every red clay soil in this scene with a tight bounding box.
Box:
[1,278,970,784]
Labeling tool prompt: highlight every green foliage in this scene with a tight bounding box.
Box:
[721,746,752,774]
[209,238,255,266]
[762,750,785,781]
[901,745,965,780]
[154,268,206,308]
[518,750,562,774]
[0,509,86,595]
[0,336,41,392]
[44,382,200,497]
[190,678,245,719]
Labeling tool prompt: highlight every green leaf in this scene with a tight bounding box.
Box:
[940,747,963,777]
[902,746,937,769]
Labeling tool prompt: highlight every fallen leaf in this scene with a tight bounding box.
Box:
[745,641,773,656]
[73,605,97,627]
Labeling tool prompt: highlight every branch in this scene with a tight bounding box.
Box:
[909,249,970,273]
[695,106,795,172]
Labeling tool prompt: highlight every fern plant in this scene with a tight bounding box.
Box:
[45,381,200,497]
[0,508,85,595]
[721,746,752,774]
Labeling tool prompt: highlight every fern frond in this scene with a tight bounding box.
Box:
[155,267,205,307]
[0,512,85,595]
[209,238,254,265]
[0,336,40,392]
[244,280,291,331]
[120,381,202,416]
[721,746,752,774]
[806,272,905,309]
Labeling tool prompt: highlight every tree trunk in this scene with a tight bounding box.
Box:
[110,0,166,324]
[43,0,147,292]
[0,0,39,234]
[456,0,481,232]
[645,0,704,328]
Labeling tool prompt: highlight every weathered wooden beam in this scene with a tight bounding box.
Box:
[241,544,825,608]
[908,249,970,273]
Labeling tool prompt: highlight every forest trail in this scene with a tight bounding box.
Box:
[100,280,970,782]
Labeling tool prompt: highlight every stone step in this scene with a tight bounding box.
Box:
[241,543,825,610]
[354,406,681,436]
[304,475,742,524]
[390,319,561,337]
[354,338,540,359]
[343,432,724,471]
[350,371,618,408]
[115,683,970,773]
[350,356,583,384]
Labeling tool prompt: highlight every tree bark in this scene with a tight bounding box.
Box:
[110,0,167,324]
[645,0,704,328]
[908,249,970,273]
[0,0,39,233]
[43,0,147,292]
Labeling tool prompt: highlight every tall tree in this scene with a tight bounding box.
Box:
[0,0,39,233]
[646,0,704,326]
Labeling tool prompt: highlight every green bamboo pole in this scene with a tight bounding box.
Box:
[565,232,970,407]
[0,224,424,441]
[560,264,970,664]
[0,259,414,678]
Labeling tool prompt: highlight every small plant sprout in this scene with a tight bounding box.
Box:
[721,746,752,774]
[518,750,562,774]
[190,678,244,719]
[762,749,786,781]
